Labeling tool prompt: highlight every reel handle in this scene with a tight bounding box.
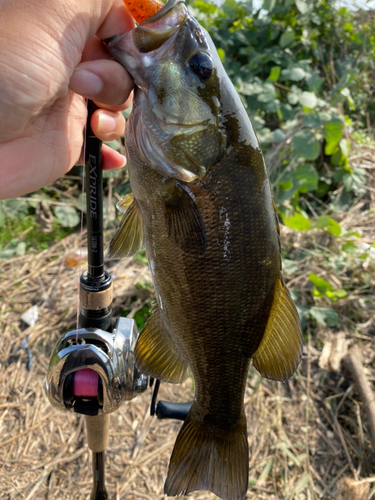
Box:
[155,401,192,421]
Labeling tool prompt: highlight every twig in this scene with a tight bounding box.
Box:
[342,345,375,452]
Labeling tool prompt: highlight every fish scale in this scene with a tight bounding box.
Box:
[105,1,303,499]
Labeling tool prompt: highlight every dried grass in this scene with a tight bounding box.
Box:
[1,147,375,500]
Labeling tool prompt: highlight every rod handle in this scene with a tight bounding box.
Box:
[86,414,110,452]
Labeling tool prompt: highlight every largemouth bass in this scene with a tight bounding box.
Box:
[105,1,303,499]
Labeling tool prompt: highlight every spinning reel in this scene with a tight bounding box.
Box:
[45,102,191,500]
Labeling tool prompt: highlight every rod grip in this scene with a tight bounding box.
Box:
[85,414,110,452]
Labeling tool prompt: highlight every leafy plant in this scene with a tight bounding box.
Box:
[190,0,374,217]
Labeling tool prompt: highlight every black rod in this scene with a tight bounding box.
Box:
[85,100,104,279]
[90,451,108,500]
[83,100,111,500]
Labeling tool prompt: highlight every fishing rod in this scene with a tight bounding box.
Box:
[45,100,191,499]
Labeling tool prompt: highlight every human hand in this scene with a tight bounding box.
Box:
[0,0,135,200]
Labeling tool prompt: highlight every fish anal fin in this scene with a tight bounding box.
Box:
[107,194,144,259]
[162,183,207,253]
[252,278,303,381]
[165,403,248,500]
[135,309,189,383]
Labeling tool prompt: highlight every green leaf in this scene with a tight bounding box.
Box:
[323,118,344,144]
[252,115,265,130]
[16,241,26,256]
[281,67,306,81]
[287,89,301,105]
[194,0,217,14]
[331,149,344,166]
[0,249,16,259]
[315,216,341,236]
[268,66,281,82]
[0,204,5,228]
[54,206,80,228]
[341,87,355,110]
[306,72,325,92]
[280,103,295,120]
[134,251,148,264]
[293,130,320,160]
[326,289,347,301]
[295,0,309,14]
[299,91,318,109]
[3,199,29,219]
[103,167,123,179]
[273,129,285,142]
[257,83,276,103]
[262,0,276,11]
[343,174,353,192]
[318,112,332,123]
[295,164,318,192]
[309,274,333,293]
[309,307,338,327]
[340,138,351,158]
[302,111,321,129]
[280,180,293,190]
[325,141,339,156]
[77,193,87,214]
[280,29,295,48]
[222,0,238,15]
[284,213,311,231]
[282,259,298,274]
[104,139,122,152]
[217,48,225,62]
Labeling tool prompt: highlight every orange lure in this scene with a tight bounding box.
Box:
[123,0,164,23]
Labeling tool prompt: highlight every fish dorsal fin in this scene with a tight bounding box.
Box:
[135,308,189,383]
[252,278,303,381]
[107,194,145,259]
[161,182,207,253]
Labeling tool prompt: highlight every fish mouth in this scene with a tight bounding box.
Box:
[139,0,186,26]
[133,0,187,53]
[104,0,187,54]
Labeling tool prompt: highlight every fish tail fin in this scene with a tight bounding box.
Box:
[165,402,248,500]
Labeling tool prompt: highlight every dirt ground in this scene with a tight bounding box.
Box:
[1,148,375,500]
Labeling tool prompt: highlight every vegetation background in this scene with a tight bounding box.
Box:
[0,0,375,499]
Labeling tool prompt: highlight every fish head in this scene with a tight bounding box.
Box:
[105,0,227,182]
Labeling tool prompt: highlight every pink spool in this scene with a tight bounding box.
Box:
[73,368,99,397]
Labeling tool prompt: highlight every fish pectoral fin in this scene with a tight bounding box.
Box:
[162,183,207,253]
[107,194,145,259]
[165,403,248,500]
[135,309,189,383]
[252,278,303,382]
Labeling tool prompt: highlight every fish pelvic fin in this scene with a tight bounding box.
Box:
[165,402,249,500]
[135,309,189,383]
[252,278,303,381]
[161,182,207,254]
[107,194,145,259]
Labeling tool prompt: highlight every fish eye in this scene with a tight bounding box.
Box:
[188,53,213,80]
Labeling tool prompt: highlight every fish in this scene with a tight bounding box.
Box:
[105,1,303,499]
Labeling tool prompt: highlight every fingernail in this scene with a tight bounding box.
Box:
[70,68,103,96]
[119,154,127,167]
[98,113,117,133]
